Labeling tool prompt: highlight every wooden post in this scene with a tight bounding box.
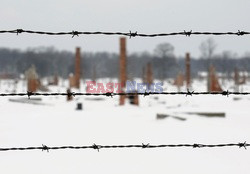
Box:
[75,47,81,89]
[186,53,191,88]
[119,37,126,105]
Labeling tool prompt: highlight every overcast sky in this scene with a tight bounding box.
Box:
[1,0,250,58]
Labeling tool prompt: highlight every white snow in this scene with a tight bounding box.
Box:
[0,78,250,174]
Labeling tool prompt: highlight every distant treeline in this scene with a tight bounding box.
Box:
[0,47,250,79]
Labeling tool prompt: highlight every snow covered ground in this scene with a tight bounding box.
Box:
[0,78,250,174]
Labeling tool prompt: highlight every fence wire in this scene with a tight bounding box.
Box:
[0,142,248,152]
[0,29,250,38]
[0,90,250,98]
[1,29,249,154]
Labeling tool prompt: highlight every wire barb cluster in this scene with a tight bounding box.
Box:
[1,29,250,38]
[1,90,250,98]
[0,142,248,152]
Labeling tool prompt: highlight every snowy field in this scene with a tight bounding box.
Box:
[0,78,250,174]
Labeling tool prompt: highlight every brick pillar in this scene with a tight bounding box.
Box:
[69,73,75,88]
[174,72,184,91]
[146,62,153,85]
[119,37,126,105]
[75,47,81,89]
[186,53,191,88]
[208,65,223,92]
[133,94,139,105]
[28,79,38,92]
[26,65,38,92]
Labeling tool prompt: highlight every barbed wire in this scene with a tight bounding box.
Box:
[0,142,248,152]
[0,90,250,98]
[0,29,250,38]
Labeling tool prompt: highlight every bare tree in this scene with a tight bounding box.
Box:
[154,43,174,58]
[199,38,217,59]
[153,43,176,79]
[199,38,217,68]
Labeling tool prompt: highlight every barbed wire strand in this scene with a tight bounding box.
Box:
[0,142,248,152]
[0,90,250,98]
[0,29,250,38]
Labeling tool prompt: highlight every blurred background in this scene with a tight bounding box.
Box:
[1,0,250,174]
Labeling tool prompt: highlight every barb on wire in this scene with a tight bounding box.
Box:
[1,29,250,38]
[222,90,230,97]
[237,30,245,36]
[186,89,194,97]
[129,31,138,38]
[105,92,114,98]
[184,30,192,37]
[71,30,79,38]
[1,91,250,98]
[67,91,75,98]
[239,141,248,149]
[142,143,150,148]
[42,144,49,152]
[92,144,101,152]
[16,29,23,35]
[143,91,151,97]
[0,142,248,152]
[27,91,33,99]
[193,143,202,148]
